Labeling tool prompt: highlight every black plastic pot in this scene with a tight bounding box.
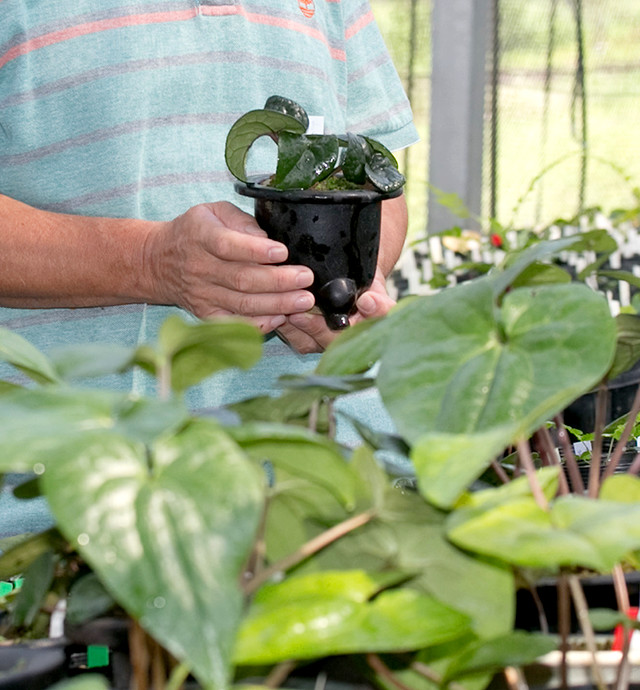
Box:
[516,571,640,634]
[0,640,67,690]
[235,179,402,330]
[563,361,640,435]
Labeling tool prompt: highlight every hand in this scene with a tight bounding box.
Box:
[276,269,395,353]
[144,202,315,333]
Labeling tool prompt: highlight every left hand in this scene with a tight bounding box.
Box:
[275,268,395,353]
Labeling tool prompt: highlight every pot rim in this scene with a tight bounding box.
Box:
[234,178,403,204]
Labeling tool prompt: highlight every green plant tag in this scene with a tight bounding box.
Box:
[86,646,109,669]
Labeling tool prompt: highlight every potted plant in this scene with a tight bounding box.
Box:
[224,95,406,330]
[2,236,640,690]
[317,234,640,689]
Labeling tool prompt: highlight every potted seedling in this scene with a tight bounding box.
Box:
[316,234,640,689]
[225,95,406,330]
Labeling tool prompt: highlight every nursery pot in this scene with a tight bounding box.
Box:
[516,571,640,635]
[563,360,640,435]
[0,639,67,690]
[235,180,402,331]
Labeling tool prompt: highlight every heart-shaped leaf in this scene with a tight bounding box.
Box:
[42,420,264,690]
[225,109,306,182]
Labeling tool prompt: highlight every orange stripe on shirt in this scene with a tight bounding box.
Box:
[199,5,346,61]
[345,10,375,41]
[0,6,345,70]
[0,9,198,70]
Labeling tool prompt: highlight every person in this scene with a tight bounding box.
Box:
[0,0,419,535]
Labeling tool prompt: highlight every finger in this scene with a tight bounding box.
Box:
[275,321,324,354]
[285,312,340,352]
[197,205,288,265]
[205,285,316,317]
[355,289,395,319]
[217,263,314,295]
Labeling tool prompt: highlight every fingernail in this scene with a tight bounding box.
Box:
[295,294,315,311]
[269,315,286,330]
[358,293,376,315]
[295,269,314,288]
[244,224,266,237]
[268,246,287,262]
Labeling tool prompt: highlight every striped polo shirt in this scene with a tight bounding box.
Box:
[0,0,419,408]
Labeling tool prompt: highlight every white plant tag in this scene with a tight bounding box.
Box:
[306,116,325,134]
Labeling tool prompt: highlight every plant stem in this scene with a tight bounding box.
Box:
[367,654,416,690]
[264,660,297,688]
[158,359,172,402]
[534,427,569,495]
[243,510,375,596]
[166,662,192,690]
[491,458,511,484]
[410,659,468,690]
[568,574,608,690]
[517,439,549,510]
[588,384,608,498]
[555,415,585,494]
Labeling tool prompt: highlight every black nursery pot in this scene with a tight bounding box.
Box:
[563,360,640,435]
[0,640,67,690]
[235,180,402,331]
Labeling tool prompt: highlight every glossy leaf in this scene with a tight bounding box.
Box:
[0,326,60,384]
[235,570,472,664]
[42,420,264,690]
[341,133,368,185]
[263,95,310,130]
[274,133,339,189]
[225,109,306,182]
[364,152,406,192]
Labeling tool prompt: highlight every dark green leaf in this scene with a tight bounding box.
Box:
[225,110,306,182]
[263,95,309,130]
[364,152,405,192]
[274,133,339,189]
[342,133,368,185]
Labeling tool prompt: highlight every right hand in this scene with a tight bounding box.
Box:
[144,201,316,334]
